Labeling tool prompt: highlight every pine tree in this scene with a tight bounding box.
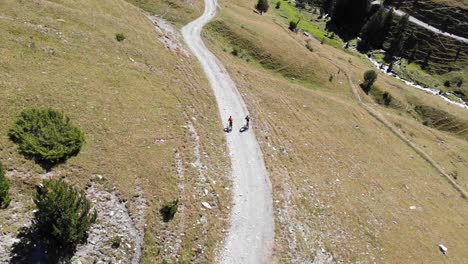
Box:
[331,0,369,33]
[33,179,97,253]
[380,8,394,46]
[361,70,378,93]
[360,7,386,47]
[385,14,409,59]
[255,0,269,15]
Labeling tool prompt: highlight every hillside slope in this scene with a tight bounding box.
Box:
[204,0,468,262]
[0,0,230,263]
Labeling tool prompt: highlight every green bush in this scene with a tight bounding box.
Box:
[9,108,85,169]
[255,0,269,14]
[115,33,126,42]
[289,19,301,32]
[33,179,97,252]
[361,70,378,93]
[382,92,392,106]
[0,162,11,209]
[160,199,178,222]
[231,47,240,57]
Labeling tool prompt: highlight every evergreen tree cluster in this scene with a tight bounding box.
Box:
[330,0,370,34]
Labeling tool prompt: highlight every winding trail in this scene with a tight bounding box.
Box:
[181,0,274,263]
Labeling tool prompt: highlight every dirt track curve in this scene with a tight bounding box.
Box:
[181,0,274,263]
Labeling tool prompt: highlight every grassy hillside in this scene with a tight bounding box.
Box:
[0,0,230,262]
[124,0,203,25]
[206,0,468,262]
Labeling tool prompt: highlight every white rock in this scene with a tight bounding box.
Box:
[439,244,448,254]
[202,202,212,209]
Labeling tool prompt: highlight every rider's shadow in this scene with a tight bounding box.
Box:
[239,126,249,133]
[224,126,249,133]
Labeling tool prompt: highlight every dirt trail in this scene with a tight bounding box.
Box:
[181,0,274,263]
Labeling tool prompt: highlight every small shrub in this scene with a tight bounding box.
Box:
[231,47,240,57]
[9,108,85,169]
[382,92,392,106]
[0,162,11,209]
[255,0,269,14]
[33,179,97,252]
[110,236,122,249]
[275,1,281,9]
[444,80,451,87]
[289,19,301,32]
[115,33,126,42]
[160,199,178,222]
[361,70,378,94]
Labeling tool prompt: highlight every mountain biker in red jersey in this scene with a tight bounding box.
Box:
[228,116,233,130]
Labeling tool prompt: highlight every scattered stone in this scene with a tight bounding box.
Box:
[201,202,212,209]
[439,244,448,254]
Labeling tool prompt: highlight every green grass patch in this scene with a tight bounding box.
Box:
[274,0,342,49]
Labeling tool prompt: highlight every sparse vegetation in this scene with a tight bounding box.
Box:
[160,199,178,222]
[369,86,397,107]
[115,33,126,42]
[9,108,85,169]
[231,47,240,56]
[0,161,11,209]
[110,236,122,249]
[33,179,97,254]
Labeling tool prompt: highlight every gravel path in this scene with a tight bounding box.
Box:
[181,0,274,263]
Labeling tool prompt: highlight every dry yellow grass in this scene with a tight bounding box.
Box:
[205,0,468,262]
[0,0,229,262]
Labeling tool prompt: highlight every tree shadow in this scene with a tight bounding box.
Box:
[10,227,72,264]
[9,136,82,172]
